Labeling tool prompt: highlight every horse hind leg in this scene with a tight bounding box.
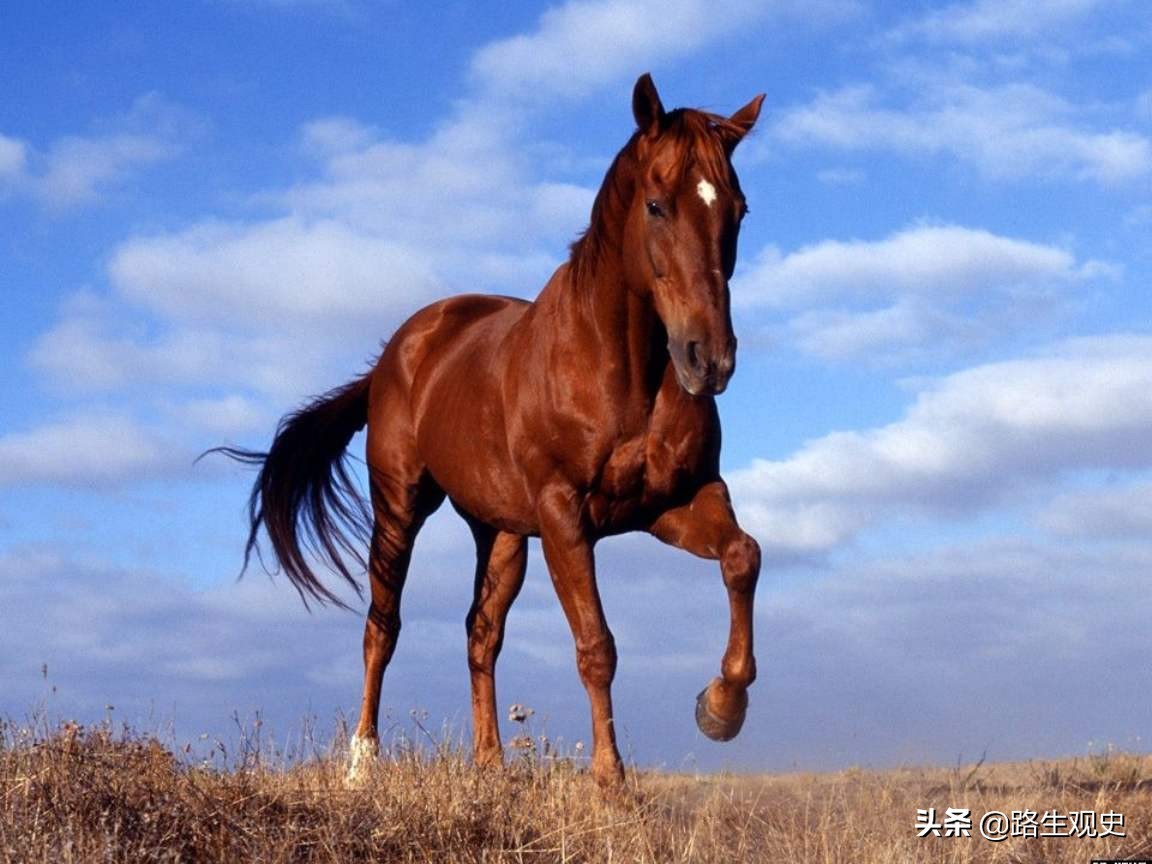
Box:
[347,466,444,786]
[464,525,527,767]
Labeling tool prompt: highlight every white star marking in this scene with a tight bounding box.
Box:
[696,178,717,207]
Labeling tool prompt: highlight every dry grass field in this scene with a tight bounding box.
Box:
[2,716,1150,863]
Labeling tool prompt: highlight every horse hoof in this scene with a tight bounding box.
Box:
[345,734,379,789]
[695,681,747,742]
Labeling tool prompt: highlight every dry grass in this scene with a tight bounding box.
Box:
[2,716,1150,863]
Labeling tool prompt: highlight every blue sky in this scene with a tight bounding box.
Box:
[2,0,1151,772]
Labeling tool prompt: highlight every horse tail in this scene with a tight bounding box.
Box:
[211,373,373,608]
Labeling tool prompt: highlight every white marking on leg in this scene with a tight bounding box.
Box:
[697,178,717,207]
[346,733,379,788]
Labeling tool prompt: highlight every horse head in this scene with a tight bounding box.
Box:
[624,74,763,396]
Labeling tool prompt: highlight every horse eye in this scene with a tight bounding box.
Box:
[646,199,665,217]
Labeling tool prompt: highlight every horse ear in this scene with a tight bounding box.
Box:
[728,93,765,140]
[632,73,666,138]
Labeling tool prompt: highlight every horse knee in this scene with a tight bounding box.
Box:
[722,532,760,595]
[575,632,617,689]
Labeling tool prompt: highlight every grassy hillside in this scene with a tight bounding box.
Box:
[2,718,1150,862]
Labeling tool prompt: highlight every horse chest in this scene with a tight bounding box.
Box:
[588,404,712,529]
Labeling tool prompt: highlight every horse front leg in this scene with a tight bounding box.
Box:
[464,526,527,767]
[649,479,761,741]
[538,486,624,788]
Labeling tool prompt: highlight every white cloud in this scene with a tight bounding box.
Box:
[167,395,270,438]
[1039,479,1152,538]
[757,533,1152,766]
[736,224,1106,361]
[32,111,592,400]
[280,111,589,266]
[786,300,965,361]
[730,335,1152,556]
[0,549,362,730]
[814,167,864,186]
[36,134,173,209]
[893,0,1115,43]
[30,306,378,404]
[0,96,194,210]
[0,415,179,488]
[299,117,377,157]
[741,225,1093,306]
[110,217,440,330]
[774,82,1152,185]
[0,133,27,184]
[471,0,860,102]
[32,97,601,404]
[32,314,219,393]
[473,0,742,100]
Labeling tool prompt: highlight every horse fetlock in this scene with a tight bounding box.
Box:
[473,743,504,768]
[591,752,626,789]
[721,653,757,689]
[695,677,748,742]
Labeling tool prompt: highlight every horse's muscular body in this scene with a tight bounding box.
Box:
[376,260,720,539]
[224,75,765,789]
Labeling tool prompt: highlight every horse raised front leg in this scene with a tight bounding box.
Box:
[649,479,761,742]
[464,526,527,767]
[538,486,624,789]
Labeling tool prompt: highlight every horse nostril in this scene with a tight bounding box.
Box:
[686,340,701,371]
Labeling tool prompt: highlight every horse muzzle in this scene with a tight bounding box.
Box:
[668,336,736,396]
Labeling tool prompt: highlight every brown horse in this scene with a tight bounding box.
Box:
[222,74,764,788]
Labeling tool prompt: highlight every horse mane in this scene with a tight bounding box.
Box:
[568,108,744,283]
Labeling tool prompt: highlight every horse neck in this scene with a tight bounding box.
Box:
[551,230,664,399]
[532,140,666,396]
[580,261,662,393]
